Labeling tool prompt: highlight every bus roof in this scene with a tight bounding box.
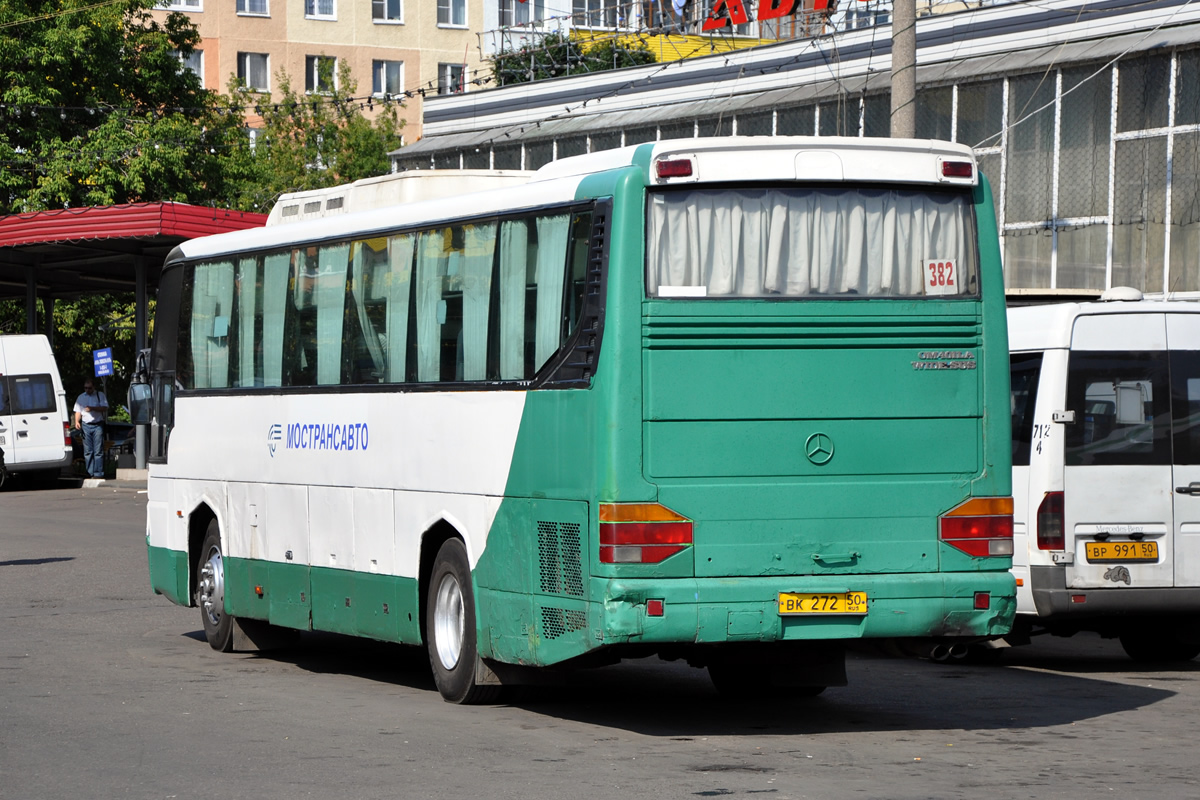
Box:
[266,169,535,225]
[534,136,979,187]
[172,136,979,264]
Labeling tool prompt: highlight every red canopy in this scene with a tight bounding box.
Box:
[0,202,266,300]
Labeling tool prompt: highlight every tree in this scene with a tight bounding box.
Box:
[229,60,404,211]
[491,33,658,87]
[0,0,249,213]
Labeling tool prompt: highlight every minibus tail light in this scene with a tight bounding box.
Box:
[939,497,1014,557]
[599,503,692,564]
[63,421,71,447]
[655,159,693,180]
[1037,491,1065,550]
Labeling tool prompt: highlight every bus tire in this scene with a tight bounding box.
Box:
[426,538,499,705]
[1119,625,1200,663]
[196,520,234,653]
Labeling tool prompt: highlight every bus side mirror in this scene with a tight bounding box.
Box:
[132,348,151,384]
[128,383,151,424]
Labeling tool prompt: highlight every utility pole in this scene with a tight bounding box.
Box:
[890,0,916,138]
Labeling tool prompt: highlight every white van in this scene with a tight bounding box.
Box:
[1008,290,1200,661]
[0,335,73,481]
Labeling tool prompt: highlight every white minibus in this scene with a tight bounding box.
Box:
[0,335,73,483]
[1008,289,1200,661]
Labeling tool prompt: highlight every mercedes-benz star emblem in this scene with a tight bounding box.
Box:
[805,432,834,465]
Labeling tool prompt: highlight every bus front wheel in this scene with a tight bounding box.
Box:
[426,538,499,705]
[196,521,234,653]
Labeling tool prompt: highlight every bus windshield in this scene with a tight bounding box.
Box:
[647,186,977,299]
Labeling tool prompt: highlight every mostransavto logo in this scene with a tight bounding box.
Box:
[267,424,283,457]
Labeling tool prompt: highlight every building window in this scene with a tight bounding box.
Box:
[236,0,268,14]
[499,0,541,26]
[306,55,337,94]
[237,52,269,91]
[373,60,404,97]
[573,0,616,28]
[372,0,402,22]
[305,0,335,19]
[437,0,466,26]
[176,49,204,88]
[438,63,466,95]
[158,0,201,9]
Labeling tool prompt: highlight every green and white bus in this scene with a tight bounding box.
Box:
[135,137,1015,703]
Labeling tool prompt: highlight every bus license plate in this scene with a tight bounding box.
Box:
[778,591,868,615]
[1084,541,1159,563]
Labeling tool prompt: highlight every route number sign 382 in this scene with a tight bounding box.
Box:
[925,259,959,296]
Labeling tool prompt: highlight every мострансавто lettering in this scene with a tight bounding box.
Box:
[286,422,369,452]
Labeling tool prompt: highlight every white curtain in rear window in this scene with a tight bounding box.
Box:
[647,188,971,297]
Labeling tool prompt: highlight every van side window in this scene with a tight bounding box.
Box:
[1169,351,1200,465]
[1065,351,1171,466]
[1010,352,1043,466]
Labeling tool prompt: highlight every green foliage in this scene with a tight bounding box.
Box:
[0,2,404,215]
[229,61,404,211]
[0,0,248,213]
[491,33,658,87]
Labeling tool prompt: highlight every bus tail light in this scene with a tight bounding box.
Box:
[1037,491,1065,550]
[655,159,694,180]
[941,160,974,179]
[599,503,692,564]
[939,497,1014,557]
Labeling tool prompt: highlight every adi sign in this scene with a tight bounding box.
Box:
[701,0,844,31]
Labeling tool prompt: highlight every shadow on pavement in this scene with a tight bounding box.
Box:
[206,626,1180,737]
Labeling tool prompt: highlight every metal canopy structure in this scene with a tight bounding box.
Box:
[0,202,266,309]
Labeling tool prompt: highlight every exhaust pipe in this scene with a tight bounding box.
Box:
[929,644,951,662]
[949,644,970,660]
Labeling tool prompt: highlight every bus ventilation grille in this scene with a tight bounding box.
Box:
[536,521,584,597]
[541,607,587,640]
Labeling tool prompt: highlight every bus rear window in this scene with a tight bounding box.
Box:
[646,186,978,299]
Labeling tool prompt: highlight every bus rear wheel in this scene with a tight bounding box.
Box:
[197,521,234,653]
[426,538,499,705]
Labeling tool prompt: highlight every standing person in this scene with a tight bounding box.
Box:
[73,379,108,479]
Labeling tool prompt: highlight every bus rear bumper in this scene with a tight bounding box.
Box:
[595,572,1016,646]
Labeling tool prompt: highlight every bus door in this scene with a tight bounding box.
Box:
[1167,314,1200,588]
[1063,313,1173,590]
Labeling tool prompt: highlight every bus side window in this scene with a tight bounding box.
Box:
[186,260,236,389]
[1011,352,1044,466]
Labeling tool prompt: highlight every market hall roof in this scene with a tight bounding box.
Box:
[395,0,1200,158]
[0,202,267,301]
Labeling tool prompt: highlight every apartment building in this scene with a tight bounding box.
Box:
[153,0,487,139]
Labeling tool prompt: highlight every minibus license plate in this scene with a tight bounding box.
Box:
[1084,541,1159,563]
[778,591,868,615]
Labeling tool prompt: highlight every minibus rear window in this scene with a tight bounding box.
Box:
[5,374,56,415]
